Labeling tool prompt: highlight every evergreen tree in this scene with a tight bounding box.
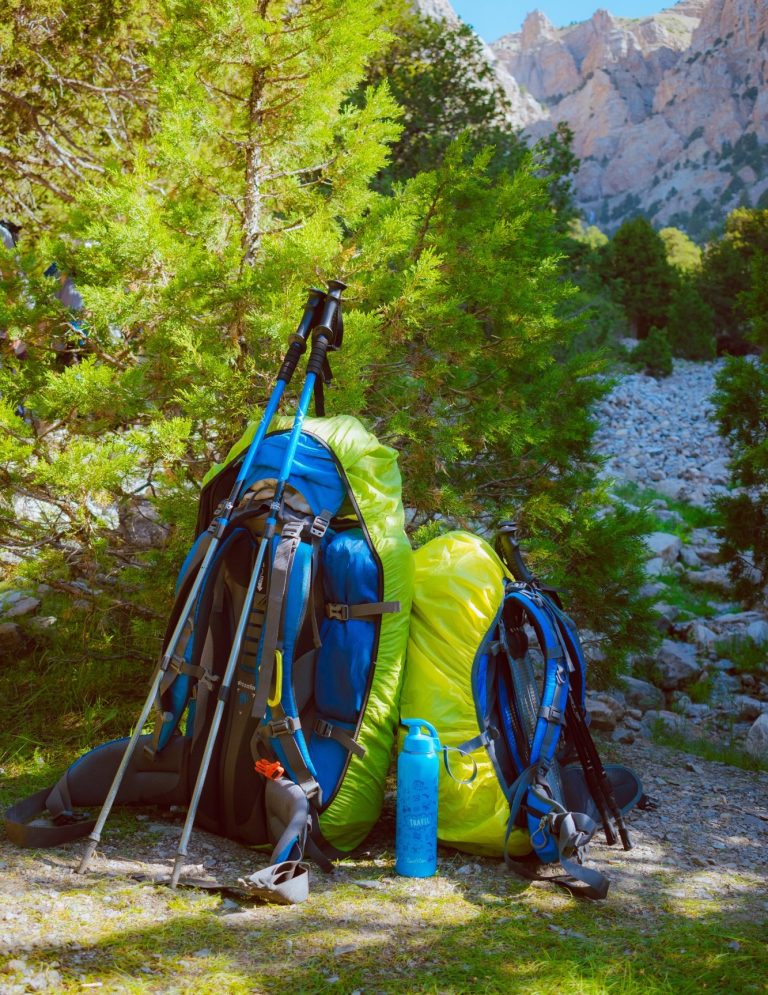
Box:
[713,209,768,598]
[0,0,653,713]
[601,217,675,339]
[700,207,768,354]
[1,0,402,641]
[364,11,526,188]
[666,274,716,360]
[353,141,655,678]
[0,0,155,225]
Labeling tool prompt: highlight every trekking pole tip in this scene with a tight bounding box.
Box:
[169,853,186,890]
[619,826,633,851]
[78,837,99,874]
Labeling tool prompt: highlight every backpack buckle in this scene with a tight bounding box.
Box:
[326,603,349,621]
[280,521,304,541]
[254,758,285,780]
[315,719,334,738]
[310,511,331,539]
[265,716,298,738]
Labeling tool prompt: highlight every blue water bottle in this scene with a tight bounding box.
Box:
[396,719,441,878]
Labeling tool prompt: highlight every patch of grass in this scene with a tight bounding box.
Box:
[612,481,723,539]
[654,574,720,618]
[714,635,768,675]
[1,868,767,994]
[687,675,713,705]
[650,721,768,773]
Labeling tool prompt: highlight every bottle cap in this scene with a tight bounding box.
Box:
[401,718,439,755]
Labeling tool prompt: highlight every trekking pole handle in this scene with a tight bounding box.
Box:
[313,279,346,345]
[276,288,326,384]
[496,522,536,584]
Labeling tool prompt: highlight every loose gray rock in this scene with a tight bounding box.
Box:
[3,597,40,618]
[689,623,718,652]
[687,567,731,589]
[679,547,702,569]
[618,675,664,711]
[710,672,740,705]
[656,639,700,690]
[586,692,625,731]
[644,557,667,578]
[611,727,635,744]
[745,713,768,759]
[640,709,691,738]
[746,620,768,646]
[732,695,768,723]
[644,532,682,565]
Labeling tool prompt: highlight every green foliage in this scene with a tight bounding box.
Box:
[659,226,702,272]
[600,217,676,339]
[650,721,768,773]
[712,210,768,599]
[713,634,767,675]
[700,207,768,354]
[666,274,716,360]
[0,0,654,747]
[363,11,525,188]
[626,326,673,377]
[0,0,156,227]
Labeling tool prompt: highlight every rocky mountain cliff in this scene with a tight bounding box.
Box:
[422,0,768,237]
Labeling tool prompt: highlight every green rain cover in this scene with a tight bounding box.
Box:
[206,414,414,852]
[402,531,532,857]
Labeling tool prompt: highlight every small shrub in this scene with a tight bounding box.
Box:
[627,327,673,377]
[713,635,768,674]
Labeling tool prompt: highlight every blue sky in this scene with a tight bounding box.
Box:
[451,2,666,42]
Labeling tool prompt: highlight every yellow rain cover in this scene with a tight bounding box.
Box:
[402,531,532,857]
[206,415,413,852]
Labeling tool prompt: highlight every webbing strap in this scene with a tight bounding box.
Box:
[4,787,94,848]
[503,766,608,900]
[314,719,366,759]
[256,713,322,804]
[252,526,303,721]
[325,600,400,621]
[455,727,499,755]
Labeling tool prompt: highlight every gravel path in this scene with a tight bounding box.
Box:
[0,740,766,993]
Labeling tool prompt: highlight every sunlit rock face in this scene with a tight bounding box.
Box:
[416,0,768,236]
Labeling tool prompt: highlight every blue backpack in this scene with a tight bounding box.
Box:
[402,529,642,899]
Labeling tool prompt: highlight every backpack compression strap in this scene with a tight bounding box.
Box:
[499,588,609,899]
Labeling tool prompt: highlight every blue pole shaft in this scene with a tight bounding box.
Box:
[170,368,320,888]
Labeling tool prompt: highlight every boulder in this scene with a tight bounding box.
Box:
[586,692,625,731]
[731,695,768,723]
[679,547,702,569]
[618,674,664,712]
[746,620,768,646]
[687,567,731,590]
[689,623,718,652]
[640,709,691,739]
[654,478,686,501]
[644,557,667,578]
[611,727,635,744]
[746,713,768,760]
[656,639,700,689]
[644,532,682,565]
[710,672,740,705]
[3,596,41,618]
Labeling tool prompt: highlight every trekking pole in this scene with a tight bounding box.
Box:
[77,288,327,875]
[169,279,346,888]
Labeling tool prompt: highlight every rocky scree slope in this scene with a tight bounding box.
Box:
[590,360,768,763]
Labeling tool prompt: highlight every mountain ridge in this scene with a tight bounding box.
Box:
[420,0,768,237]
